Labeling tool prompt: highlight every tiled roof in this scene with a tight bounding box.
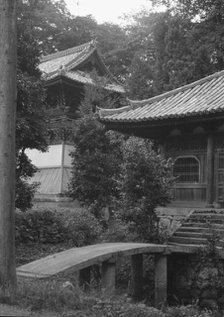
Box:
[39,41,124,93]
[46,70,124,93]
[39,41,96,76]
[99,70,224,123]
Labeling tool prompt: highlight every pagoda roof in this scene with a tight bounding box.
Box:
[99,70,224,124]
[39,41,124,93]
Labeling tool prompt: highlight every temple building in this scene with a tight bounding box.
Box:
[27,41,124,203]
[99,70,224,208]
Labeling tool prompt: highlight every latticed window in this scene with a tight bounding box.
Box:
[173,157,199,183]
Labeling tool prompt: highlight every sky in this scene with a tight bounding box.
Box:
[64,0,156,24]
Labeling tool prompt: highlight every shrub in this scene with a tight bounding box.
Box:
[120,137,174,242]
[15,209,66,245]
[61,208,103,246]
[15,208,102,247]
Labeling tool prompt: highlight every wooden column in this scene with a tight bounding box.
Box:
[131,254,143,301]
[102,259,116,295]
[79,267,91,290]
[154,255,167,308]
[159,142,166,159]
[0,0,17,301]
[206,134,214,207]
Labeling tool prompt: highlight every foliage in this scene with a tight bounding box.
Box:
[120,137,174,242]
[15,209,66,245]
[15,179,39,212]
[165,305,213,317]
[15,208,102,247]
[102,218,133,242]
[68,79,123,215]
[16,0,48,210]
[61,208,103,246]
[17,279,81,312]
[14,280,215,317]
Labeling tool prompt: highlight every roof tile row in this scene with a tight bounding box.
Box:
[99,70,224,123]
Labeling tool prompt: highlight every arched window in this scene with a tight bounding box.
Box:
[173,156,200,183]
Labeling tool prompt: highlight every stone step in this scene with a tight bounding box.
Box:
[185,218,224,225]
[178,227,224,234]
[183,222,224,229]
[188,214,224,220]
[169,236,207,245]
[174,231,216,239]
[193,210,224,215]
[170,235,224,248]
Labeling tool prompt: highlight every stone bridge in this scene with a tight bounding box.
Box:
[17,242,203,307]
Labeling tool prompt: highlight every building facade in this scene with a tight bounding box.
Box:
[99,70,224,208]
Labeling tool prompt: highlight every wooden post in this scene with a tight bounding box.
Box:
[154,255,167,308]
[0,0,17,301]
[79,267,91,291]
[60,141,65,194]
[206,134,214,207]
[101,259,116,295]
[159,142,166,159]
[131,254,143,301]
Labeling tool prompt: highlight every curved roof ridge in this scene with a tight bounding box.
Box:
[98,69,224,122]
[129,69,224,108]
[40,40,96,63]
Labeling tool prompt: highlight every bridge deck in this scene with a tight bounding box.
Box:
[17,242,200,279]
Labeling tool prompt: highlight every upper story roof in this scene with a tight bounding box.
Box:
[99,70,224,123]
[39,41,125,93]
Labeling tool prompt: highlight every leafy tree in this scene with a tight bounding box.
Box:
[68,78,123,216]
[16,0,48,210]
[18,0,72,54]
[120,138,174,242]
[151,0,224,83]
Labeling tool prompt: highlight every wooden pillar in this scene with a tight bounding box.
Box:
[155,255,167,308]
[206,134,214,207]
[101,259,116,295]
[159,142,166,159]
[0,0,17,301]
[79,267,91,291]
[131,254,143,301]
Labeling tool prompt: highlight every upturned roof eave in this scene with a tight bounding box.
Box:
[99,109,224,128]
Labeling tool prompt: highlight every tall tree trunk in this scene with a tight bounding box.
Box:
[0,0,17,301]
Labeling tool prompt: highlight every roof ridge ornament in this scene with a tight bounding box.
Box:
[58,64,66,75]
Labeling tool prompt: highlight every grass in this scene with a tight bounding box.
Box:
[0,277,214,317]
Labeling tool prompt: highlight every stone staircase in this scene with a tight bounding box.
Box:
[169,210,224,247]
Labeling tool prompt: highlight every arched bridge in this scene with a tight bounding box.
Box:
[17,242,202,307]
[17,210,224,307]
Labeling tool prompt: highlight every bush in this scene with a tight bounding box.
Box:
[15,208,102,247]
[15,209,66,245]
[120,137,174,242]
[61,208,103,246]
